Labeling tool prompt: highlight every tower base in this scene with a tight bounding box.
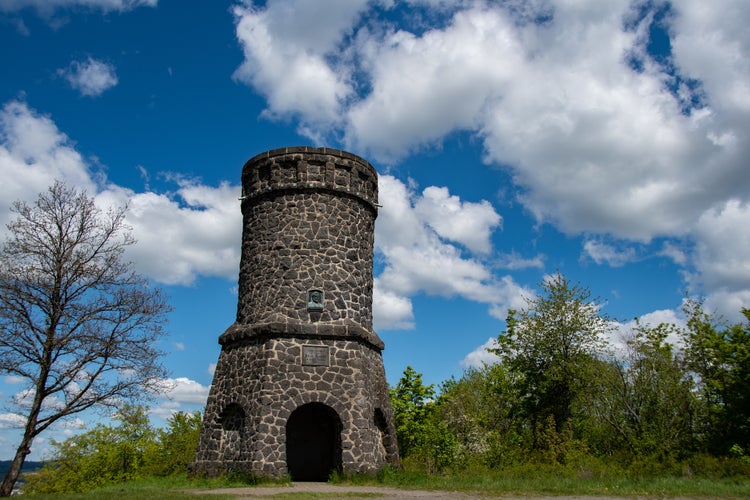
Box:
[191,324,399,480]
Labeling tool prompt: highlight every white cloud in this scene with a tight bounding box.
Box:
[0,99,242,287]
[0,0,157,14]
[0,413,25,429]
[58,57,118,97]
[150,400,181,420]
[374,175,531,330]
[496,251,544,271]
[0,101,96,230]
[155,377,210,405]
[232,0,750,319]
[414,186,501,254]
[582,240,637,267]
[13,388,64,410]
[460,337,500,369]
[96,181,242,285]
[691,199,750,320]
[232,0,368,128]
[373,280,414,330]
[3,376,25,384]
[207,363,216,376]
[347,5,525,161]
[610,308,687,353]
[692,199,750,292]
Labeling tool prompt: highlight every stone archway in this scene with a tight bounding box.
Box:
[285,403,342,481]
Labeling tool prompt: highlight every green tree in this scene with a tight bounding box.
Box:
[491,273,610,435]
[0,182,171,496]
[25,405,157,493]
[682,301,750,454]
[25,407,202,493]
[591,322,696,459]
[390,366,456,472]
[147,411,202,476]
[438,363,524,467]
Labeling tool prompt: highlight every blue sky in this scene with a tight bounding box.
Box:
[1,0,749,461]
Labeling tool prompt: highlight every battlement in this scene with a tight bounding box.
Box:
[241,147,378,212]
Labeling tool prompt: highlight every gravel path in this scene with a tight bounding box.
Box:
[186,482,645,499]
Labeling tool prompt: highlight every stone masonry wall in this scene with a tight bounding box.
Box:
[236,147,378,331]
[191,147,399,478]
[192,336,398,476]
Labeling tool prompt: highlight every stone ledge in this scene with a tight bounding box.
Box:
[242,184,378,214]
[219,321,385,351]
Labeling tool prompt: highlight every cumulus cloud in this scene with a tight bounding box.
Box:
[58,57,118,97]
[610,308,687,353]
[96,182,242,285]
[232,0,750,321]
[0,101,96,229]
[373,175,532,330]
[153,377,210,405]
[0,99,242,286]
[232,0,367,127]
[460,337,500,369]
[414,186,501,254]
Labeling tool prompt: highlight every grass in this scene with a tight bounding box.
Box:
[335,466,750,498]
[19,467,750,498]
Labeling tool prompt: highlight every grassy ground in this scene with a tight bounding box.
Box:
[339,468,750,498]
[19,468,750,498]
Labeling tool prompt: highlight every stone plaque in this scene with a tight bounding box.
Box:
[302,346,330,366]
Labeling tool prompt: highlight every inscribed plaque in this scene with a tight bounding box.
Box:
[302,346,330,366]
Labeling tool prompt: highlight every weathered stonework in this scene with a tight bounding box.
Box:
[191,147,399,480]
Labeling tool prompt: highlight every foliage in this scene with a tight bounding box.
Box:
[590,322,696,459]
[437,364,524,468]
[0,182,171,496]
[390,366,456,472]
[490,273,610,434]
[400,276,750,477]
[148,410,203,476]
[24,406,202,494]
[682,300,750,454]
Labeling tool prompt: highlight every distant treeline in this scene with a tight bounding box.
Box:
[0,461,44,478]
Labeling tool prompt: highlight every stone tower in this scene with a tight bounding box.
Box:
[191,147,399,480]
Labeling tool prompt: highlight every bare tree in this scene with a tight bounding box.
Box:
[0,182,171,496]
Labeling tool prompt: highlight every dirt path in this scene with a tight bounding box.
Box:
[187,482,645,499]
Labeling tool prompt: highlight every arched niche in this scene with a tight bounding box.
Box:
[219,403,245,461]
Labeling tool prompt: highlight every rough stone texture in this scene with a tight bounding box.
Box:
[191,147,399,479]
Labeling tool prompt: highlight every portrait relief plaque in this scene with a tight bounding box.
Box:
[307,289,324,311]
[302,345,330,366]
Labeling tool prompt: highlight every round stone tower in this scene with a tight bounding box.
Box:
[191,147,399,480]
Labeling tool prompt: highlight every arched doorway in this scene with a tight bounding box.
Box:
[285,403,342,481]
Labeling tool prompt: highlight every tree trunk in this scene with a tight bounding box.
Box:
[0,437,32,496]
[0,389,41,497]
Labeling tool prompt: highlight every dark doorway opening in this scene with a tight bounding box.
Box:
[286,403,342,481]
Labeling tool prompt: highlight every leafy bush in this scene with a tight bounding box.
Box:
[24,406,201,494]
